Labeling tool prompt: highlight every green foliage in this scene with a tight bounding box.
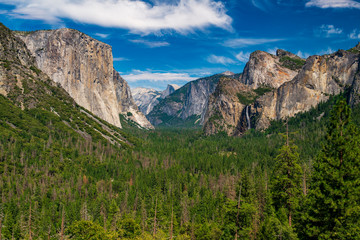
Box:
[237,92,256,105]
[271,137,303,227]
[279,56,306,70]
[302,98,360,239]
[30,65,41,75]
[67,220,115,240]
[254,87,273,96]
[237,87,273,105]
[259,197,298,240]
[347,47,360,54]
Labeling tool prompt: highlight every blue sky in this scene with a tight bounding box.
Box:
[0,0,360,90]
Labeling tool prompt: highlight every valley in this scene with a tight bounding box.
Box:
[1,16,360,240]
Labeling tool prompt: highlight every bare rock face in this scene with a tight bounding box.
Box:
[203,45,360,136]
[16,28,153,129]
[240,50,300,89]
[203,50,302,135]
[254,49,360,130]
[203,77,253,136]
[161,84,180,99]
[113,70,153,129]
[132,87,162,115]
[147,74,224,126]
[132,84,180,115]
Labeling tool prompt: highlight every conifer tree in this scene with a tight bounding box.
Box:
[303,98,360,239]
[271,129,303,228]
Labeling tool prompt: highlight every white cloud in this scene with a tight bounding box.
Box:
[207,54,235,65]
[223,38,283,48]
[306,0,360,9]
[317,47,335,55]
[235,51,251,63]
[129,39,170,48]
[317,24,343,37]
[266,47,278,55]
[123,70,197,82]
[113,57,129,62]
[1,0,232,35]
[349,29,360,39]
[94,33,110,39]
[296,51,310,59]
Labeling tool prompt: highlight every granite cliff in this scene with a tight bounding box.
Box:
[203,44,360,136]
[0,23,131,146]
[132,84,180,115]
[16,28,153,129]
[147,73,232,126]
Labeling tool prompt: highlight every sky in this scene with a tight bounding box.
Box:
[0,0,360,90]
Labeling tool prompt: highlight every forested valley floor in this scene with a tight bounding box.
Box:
[1,93,360,239]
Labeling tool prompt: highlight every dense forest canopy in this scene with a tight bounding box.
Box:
[1,90,360,239]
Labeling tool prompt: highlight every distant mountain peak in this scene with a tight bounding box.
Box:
[161,84,180,98]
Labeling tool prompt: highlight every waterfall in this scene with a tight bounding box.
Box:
[246,106,251,130]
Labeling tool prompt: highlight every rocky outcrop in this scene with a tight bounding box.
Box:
[203,50,302,135]
[203,77,253,136]
[161,84,180,99]
[254,49,360,130]
[0,23,133,146]
[132,88,161,115]
[147,74,228,126]
[132,84,180,115]
[203,45,360,136]
[113,70,153,129]
[16,28,153,129]
[239,50,301,89]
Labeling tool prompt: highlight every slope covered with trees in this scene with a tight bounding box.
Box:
[1,22,360,239]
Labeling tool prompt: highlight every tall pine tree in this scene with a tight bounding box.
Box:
[271,128,303,228]
[303,98,360,239]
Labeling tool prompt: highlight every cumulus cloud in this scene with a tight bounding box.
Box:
[207,54,235,65]
[129,39,170,48]
[1,0,232,34]
[349,29,360,39]
[306,0,360,9]
[235,51,251,63]
[223,38,283,48]
[123,70,197,82]
[317,24,343,37]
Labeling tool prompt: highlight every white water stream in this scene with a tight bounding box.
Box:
[246,106,251,130]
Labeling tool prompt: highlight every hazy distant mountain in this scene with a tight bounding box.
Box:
[147,73,235,127]
[132,84,180,115]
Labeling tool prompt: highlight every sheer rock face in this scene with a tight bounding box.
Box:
[203,77,252,136]
[17,28,153,129]
[132,84,180,115]
[255,50,360,130]
[132,88,161,115]
[203,46,360,136]
[147,74,224,126]
[160,84,180,99]
[239,50,299,89]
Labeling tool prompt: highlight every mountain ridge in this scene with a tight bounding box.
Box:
[15,28,153,129]
[203,44,360,136]
[132,84,180,115]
